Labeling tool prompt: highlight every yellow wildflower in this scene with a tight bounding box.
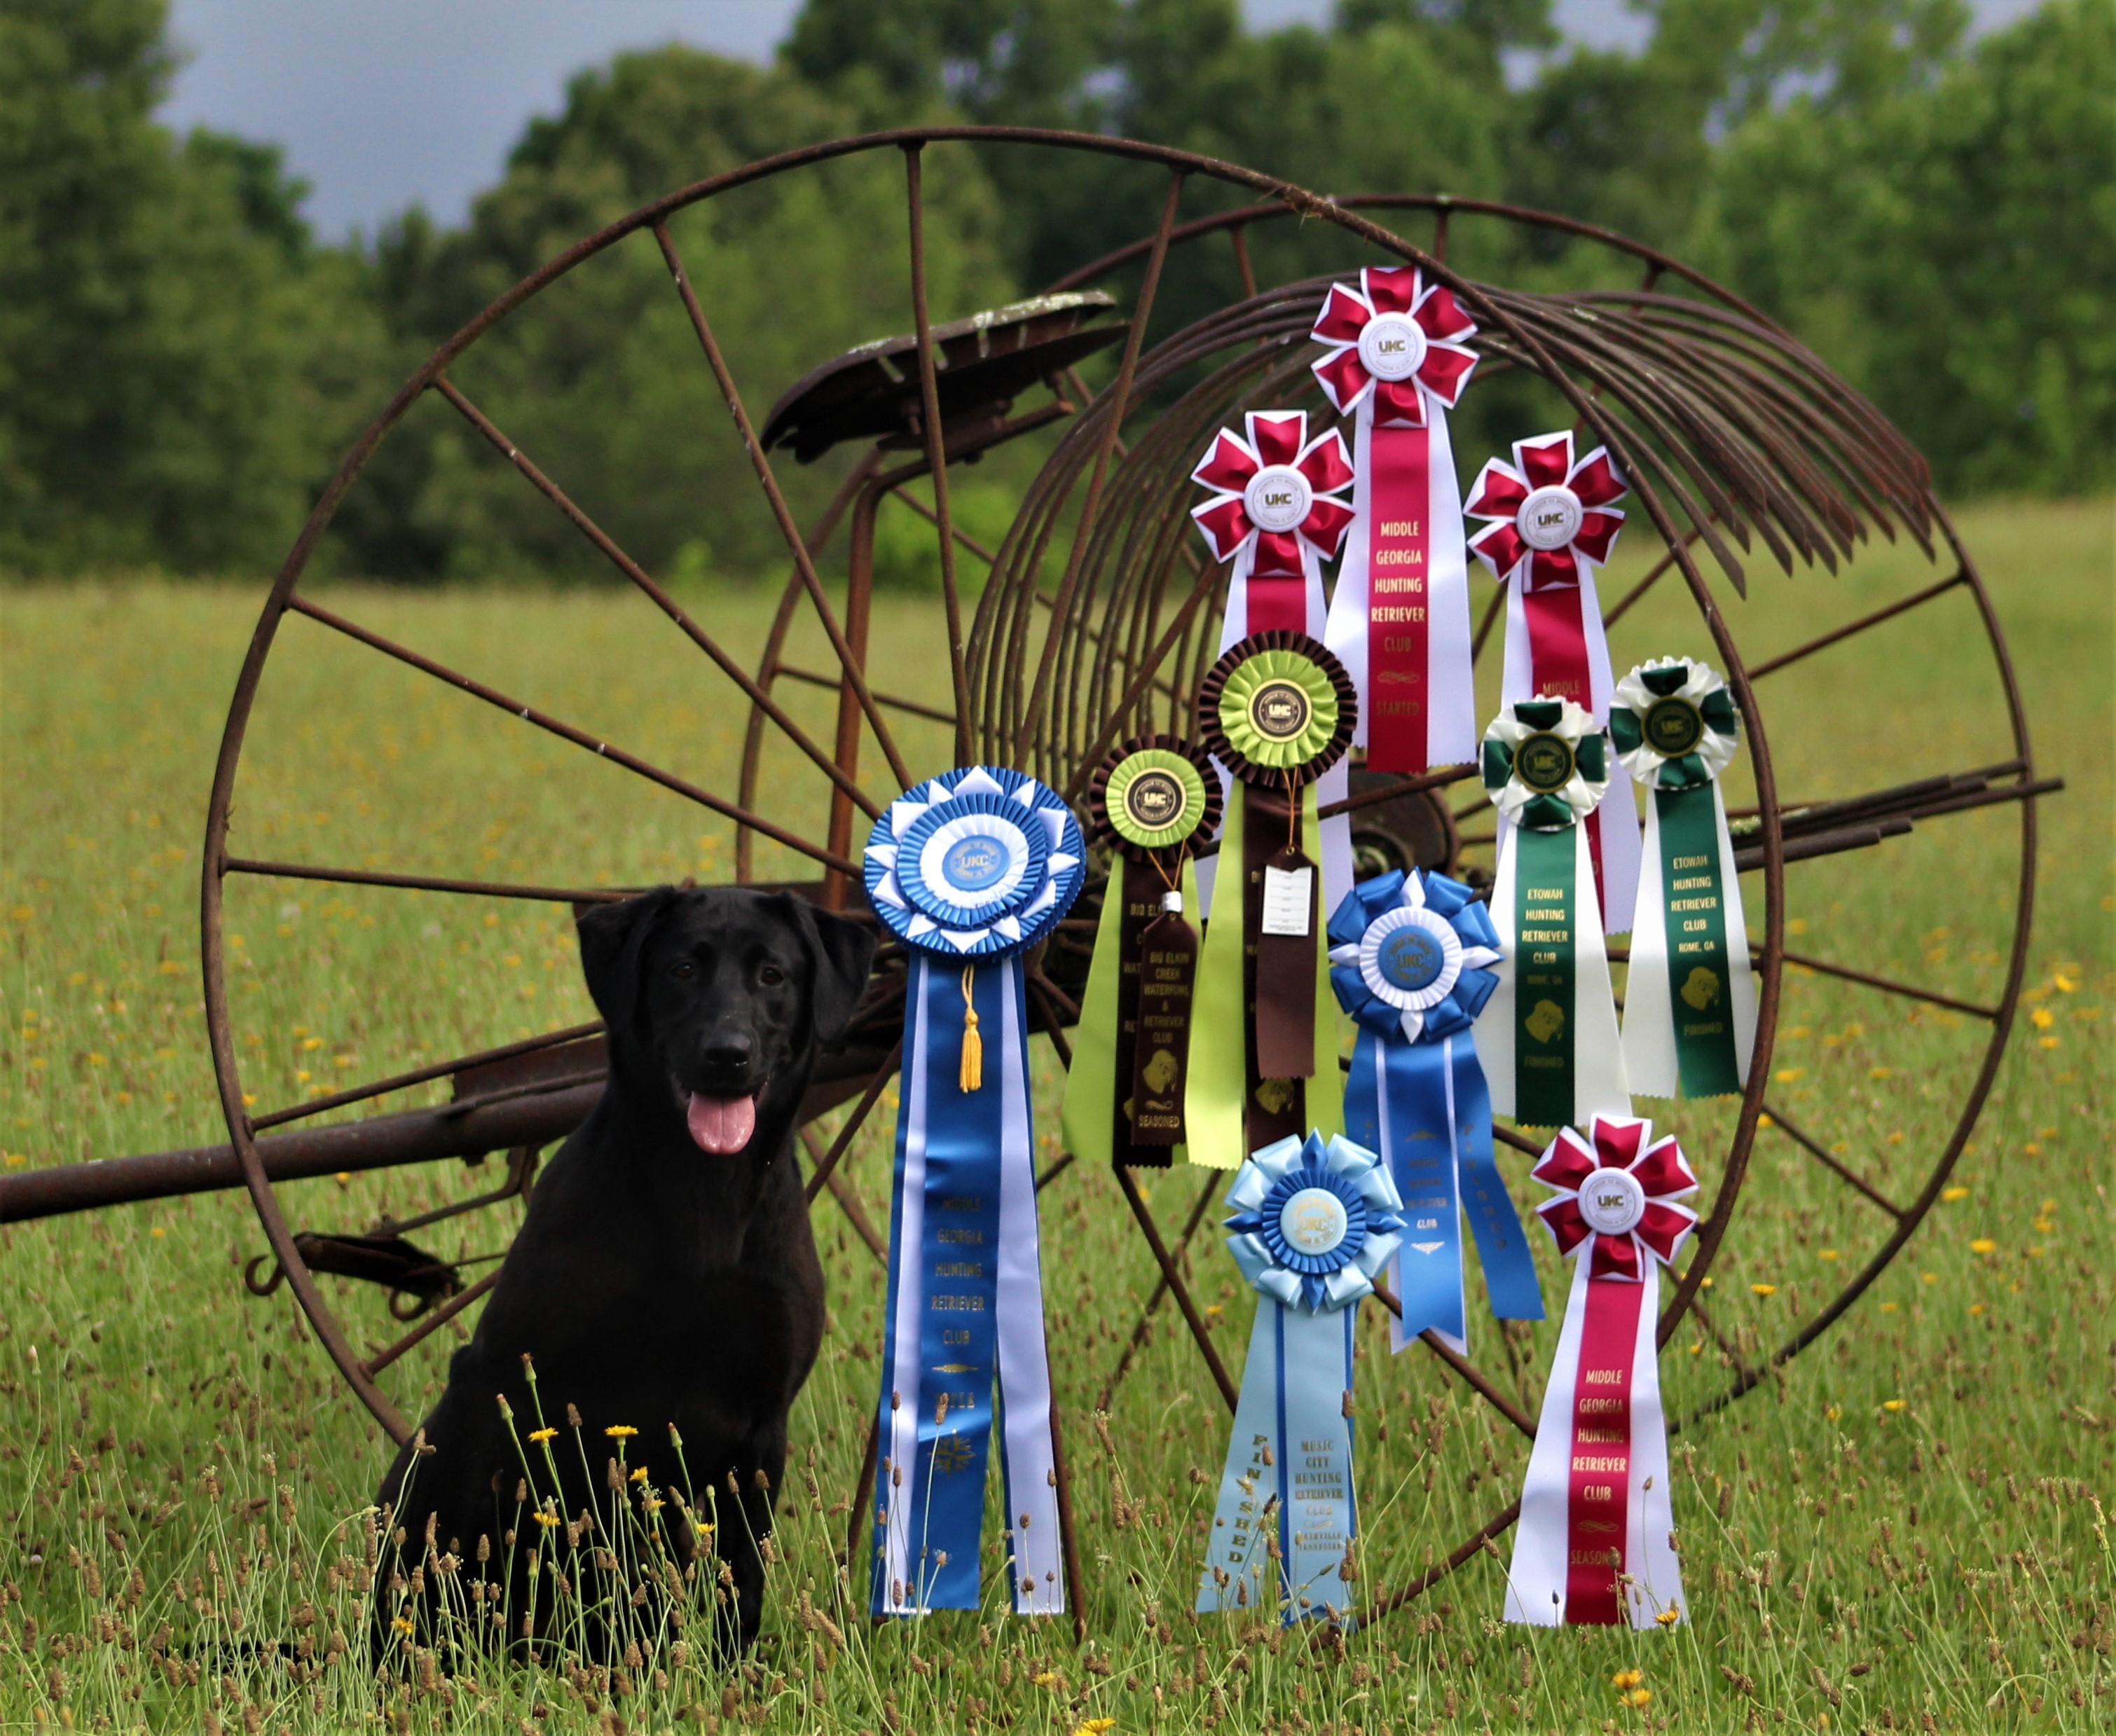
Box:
[533,1510,560,1528]
[1942,1186,1968,1201]
[1882,1399,1906,1413]
[1031,1671,1061,1688]
[1818,1248,1839,1261]
[392,1616,414,1635]
[1750,1283,1778,1297]
[1610,1669,1643,1690]
[528,1427,556,1443]
[1773,1067,1806,1083]
[2030,1006,2054,1030]
[1970,1238,1996,1255]
[1626,1688,1653,1708]
[630,1465,649,1482]
[605,1424,638,1439]
[1070,1723,1118,1736]
[1654,1608,1679,1627]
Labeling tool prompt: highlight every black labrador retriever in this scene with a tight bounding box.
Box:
[373,886,875,1660]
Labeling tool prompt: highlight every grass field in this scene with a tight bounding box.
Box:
[1,495,2110,1733]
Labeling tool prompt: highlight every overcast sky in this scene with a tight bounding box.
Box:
[160,0,2042,241]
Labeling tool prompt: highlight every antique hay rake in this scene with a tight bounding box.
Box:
[0,129,2053,1632]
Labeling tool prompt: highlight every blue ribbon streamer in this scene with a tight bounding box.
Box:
[872,958,1006,1611]
[1330,871,1544,1349]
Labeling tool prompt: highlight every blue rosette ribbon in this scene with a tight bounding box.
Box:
[1327,869,1545,1352]
[1198,1131,1403,1626]
[863,766,1085,1618]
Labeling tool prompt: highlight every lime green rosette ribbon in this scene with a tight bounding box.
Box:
[1609,658,1755,1098]
[1471,696,1631,1130]
[1063,738,1220,1171]
[1188,633,1355,1171]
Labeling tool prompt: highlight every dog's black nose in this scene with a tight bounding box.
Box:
[702,1037,755,1072]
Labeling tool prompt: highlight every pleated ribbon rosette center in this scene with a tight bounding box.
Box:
[1328,869,1543,1354]
[862,766,1085,1618]
[1199,1131,1403,1626]
[1507,1115,1698,1629]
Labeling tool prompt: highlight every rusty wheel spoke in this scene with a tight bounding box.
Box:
[284,596,856,876]
[1757,1101,1907,1220]
[1750,570,1967,679]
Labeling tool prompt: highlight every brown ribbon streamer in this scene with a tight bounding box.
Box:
[1242,781,1314,1150]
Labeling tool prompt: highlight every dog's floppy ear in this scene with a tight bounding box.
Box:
[576,888,678,1040]
[790,899,879,1046]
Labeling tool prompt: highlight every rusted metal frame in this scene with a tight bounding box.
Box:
[1732,820,1904,873]
[1367,1281,1540,1440]
[1035,1150,1076,1192]
[1492,1122,1542,1159]
[1748,758,2023,833]
[1565,307,1860,569]
[1113,1164,1241,1414]
[1314,763,1480,823]
[887,481,996,566]
[432,376,883,825]
[1689,503,2038,1423]
[0,1085,598,1226]
[1096,1168,1223,1413]
[771,663,955,726]
[1627,320,1883,563]
[1470,577,1507,661]
[650,220,916,793]
[901,146,977,766]
[1359,1500,1520,1627]
[1022,969,1076,1072]
[1018,172,1188,754]
[1605,294,1932,528]
[1749,570,1969,680]
[361,1269,504,1379]
[248,1019,605,1133]
[1228,223,1258,299]
[1060,555,1225,804]
[1780,949,1999,1022]
[376,1143,540,1237]
[1890,776,2061,826]
[802,1042,903,1207]
[1600,518,1715,630]
[1041,191,1785,336]
[823,476,888,909]
[737,450,882,880]
[1755,1101,1906,1220]
[284,595,858,878]
[1679,1291,1761,1391]
[1618,316,1933,558]
[799,1127,886,1263]
[223,855,629,909]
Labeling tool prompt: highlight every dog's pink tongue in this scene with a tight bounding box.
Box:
[685,1093,756,1155]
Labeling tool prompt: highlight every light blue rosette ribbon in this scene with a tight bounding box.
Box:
[1328,869,1544,1354]
[863,766,1085,1619]
[1197,1131,1403,1627]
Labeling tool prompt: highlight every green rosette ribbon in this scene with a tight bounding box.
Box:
[1063,738,1221,1170]
[1471,697,1631,1130]
[1609,658,1755,1098]
[1188,633,1356,1171]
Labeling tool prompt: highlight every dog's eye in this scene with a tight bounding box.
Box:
[757,965,785,987]
[670,961,696,981]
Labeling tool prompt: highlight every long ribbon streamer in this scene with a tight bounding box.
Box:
[874,958,1063,1615]
[1477,823,1628,1129]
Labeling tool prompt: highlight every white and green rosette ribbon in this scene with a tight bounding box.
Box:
[1471,698,1631,1130]
[1198,1131,1403,1627]
[1609,658,1757,1098]
[863,766,1085,1618]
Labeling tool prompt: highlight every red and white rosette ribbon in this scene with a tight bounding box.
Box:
[1312,267,1480,773]
[1191,411,1358,920]
[1466,432,1643,932]
[1506,1115,1694,1630]
[1191,409,1354,640]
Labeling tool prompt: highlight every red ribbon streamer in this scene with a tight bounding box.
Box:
[1565,1274,1643,1625]
[1363,423,1432,772]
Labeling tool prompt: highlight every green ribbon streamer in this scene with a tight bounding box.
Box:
[1060,857,1199,1169]
[1511,825,1577,1130]
[1654,783,1743,1096]
[1184,785,1342,1171]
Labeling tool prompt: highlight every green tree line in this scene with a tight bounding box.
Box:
[1,0,2108,581]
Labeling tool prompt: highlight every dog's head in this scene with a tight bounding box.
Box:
[575,888,877,1159]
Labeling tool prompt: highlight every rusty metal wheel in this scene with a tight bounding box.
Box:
[197,131,2045,1622]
